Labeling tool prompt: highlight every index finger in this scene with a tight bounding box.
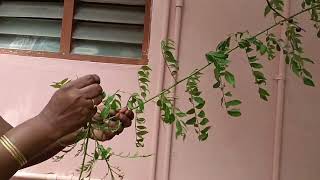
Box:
[65,74,100,89]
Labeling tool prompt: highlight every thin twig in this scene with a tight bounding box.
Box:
[265,0,306,32]
[78,125,91,180]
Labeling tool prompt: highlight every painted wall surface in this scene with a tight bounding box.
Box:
[0,0,319,180]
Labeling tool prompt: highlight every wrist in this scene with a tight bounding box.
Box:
[35,113,63,142]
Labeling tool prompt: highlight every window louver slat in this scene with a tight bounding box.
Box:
[75,4,145,25]
[73,22,143,44]
[0,1,63,19]
[0,18,61,38]
[72,40,142,58]
[79,0,145,6]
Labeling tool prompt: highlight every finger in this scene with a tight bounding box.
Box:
[92,113,103,122]
[115,126,124,135]
[119,107,128,113]
[92,94,103,106]
[87,107,97,121]
[125,110,134,120]
[92,129,115,141]
[81,84,103,99]
[65,74,100,89]
[119,113,132,127]
[82,98,95,109]
[109,109,117,117]
[102,130,116,141]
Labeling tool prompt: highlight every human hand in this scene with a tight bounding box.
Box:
[38,74,103,141]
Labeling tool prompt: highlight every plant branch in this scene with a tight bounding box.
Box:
[131,4,319,112]
[265,0,306,32]
[190,96,201,134]
[78,125,91,180]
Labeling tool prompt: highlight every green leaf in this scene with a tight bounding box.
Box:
[259,45,268,55]
[211,51,228,59]
[206,51,228,65]
[225,100,242,108]
[60,78,69,85]
[302,58,314,64]
[303,69,313,78]
[186,108,195,114]
[259,87,270,96]
[104,95,115,105]
[137,126,146,130]
[253,71,266,80]
[176,111,187,117]
[248,56,258,62]
[198,110,206,118]
[224,71,236,87]
[186,117,196,125]
[198,133,208,141]
[137,131,148,136]
[250,63,263,69]
[200,118,209,126]
[196,102,205,109]
[141,65,151,71]
[291,61,301,77]
[137,118,146,124]
[216,37,231,52]
[264,5,271,16]
[138,71,147,77]
[227,109,242,117]
[100,106,110,119]
[201,126,211,134]
[137,98,145,111]
[260,94,268,101]
[285,55,290,64]
[141,92,147,99]
[176,120,183,138]
[225,92,232,97]
[258,87,270,101]
[206,53,217,64]
[94,150,99,160]
[139,77,150,83]
[303,77,315,87]
[98,145,112,159]
[194,97,205,105]
[213,81,221,88]
[157,99,162,106]
[168,113,176,123]
[50,84,61,89]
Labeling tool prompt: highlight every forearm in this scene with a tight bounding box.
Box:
[0,116,13,136]
[0,115,61,179]
[22,141,65,168]
[23,129,80,168]
[0,116,66,169]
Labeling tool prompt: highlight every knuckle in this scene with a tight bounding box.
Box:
[86,75,96,84]
[87,74,100,84]
[126,120,132,127]
[92,74,100,84]
[94,84,103,93]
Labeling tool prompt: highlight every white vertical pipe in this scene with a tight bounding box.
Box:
[150,0,172,179]
[162,0,184,180]
[272,0,290,180]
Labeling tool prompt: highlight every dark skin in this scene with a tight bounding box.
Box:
[0,75,134,179]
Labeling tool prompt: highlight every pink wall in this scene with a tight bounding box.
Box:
[1,0,319,179]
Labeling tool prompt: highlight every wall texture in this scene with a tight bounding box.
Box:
[0,0,319,180]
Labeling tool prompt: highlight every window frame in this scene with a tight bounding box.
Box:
[0,0,152,65]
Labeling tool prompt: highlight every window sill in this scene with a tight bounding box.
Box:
[0,48,148,65]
